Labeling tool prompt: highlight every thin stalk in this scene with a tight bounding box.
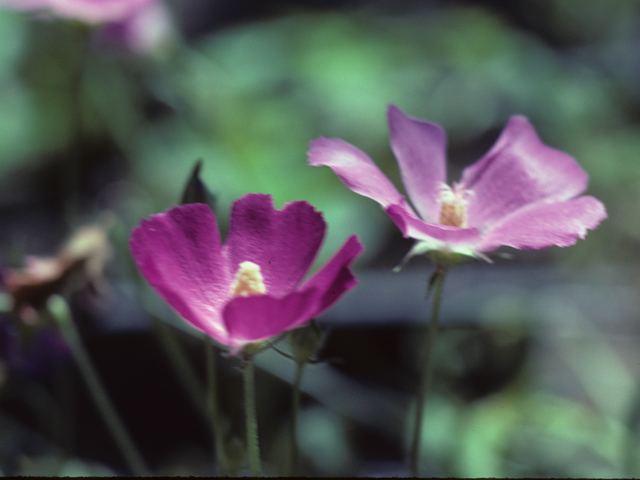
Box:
[151,315,208,421]
[206,337,227,475]
[624,379,640,476]
[47,295,150,476]
[242,357,261,476]
[409,269,446,477]
[289,362,305,476]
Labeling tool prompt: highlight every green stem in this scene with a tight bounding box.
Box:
[150,315,208,421]
[624,379,640,476]
[289,362,305,476]
[242,357,261,476]
[409,268,446,477]
[206,337,227,475]
[47,295,150,476]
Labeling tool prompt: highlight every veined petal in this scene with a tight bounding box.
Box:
[299,235,363,316]
[223,194,325,297]
[386,204,480,247]
[223,289,318,347]
[388,105,447,222]
[461,116,589,229]
[129,204,233,344]
[308,137,412,211]
[476,196,607,252]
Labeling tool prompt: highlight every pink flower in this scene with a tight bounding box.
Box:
[308,105,606,263]
[130,194,363,352]
[0,0,157,24]
[95,1,172,55]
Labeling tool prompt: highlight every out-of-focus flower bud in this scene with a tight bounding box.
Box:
[288,320,324,365]
[180,160,217,212]
[3,215,113,323]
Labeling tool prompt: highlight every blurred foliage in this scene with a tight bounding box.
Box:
[0,0,640,477]
[0,2,638,264]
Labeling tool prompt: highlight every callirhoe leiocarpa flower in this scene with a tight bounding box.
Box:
[0,0,157,24]
[308,105,607,263]
[130,194,363,353]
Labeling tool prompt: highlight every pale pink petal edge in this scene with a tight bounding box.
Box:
[476,195,607,252]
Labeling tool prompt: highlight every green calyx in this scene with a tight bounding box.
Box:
[427,250,477,268]
[288,321,324,365]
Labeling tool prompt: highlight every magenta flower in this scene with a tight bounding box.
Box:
[130,194,363,353]
[95,1,172,55]
[0,0,157,24]
[308,105,606,262]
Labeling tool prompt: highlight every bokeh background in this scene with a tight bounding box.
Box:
[0,0,639,476]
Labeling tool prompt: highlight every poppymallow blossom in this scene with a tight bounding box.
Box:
[0,0,173,55]
[308,105,607,262]
[95,1,172,55]
[130,194,363,353]
[0,0,156,24]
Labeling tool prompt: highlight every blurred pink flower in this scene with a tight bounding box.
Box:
[3,218,113,323]
[0,0,48,11]
[0,0,157,24]
[308,105,606,262]
[95,1,172,55]
[130,195,363,352]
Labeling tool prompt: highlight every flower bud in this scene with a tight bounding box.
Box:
[288,320,324,365]
[180,160,217,213]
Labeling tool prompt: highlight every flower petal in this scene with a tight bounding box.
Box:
[460,116,589,229]
[223,289,318,347]
[224,236,363,349]
[299,235,363,316]
[223,194,325,297]
[0,0,49,11]
[476,196,607,252]
[388,104,447,222]
[49,0,155,23]
[308,137,413,212]
[386,204,480,248]
[129,204,233,344]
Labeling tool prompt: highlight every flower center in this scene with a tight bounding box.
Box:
[230,261,266,297]
[438,183,470,228]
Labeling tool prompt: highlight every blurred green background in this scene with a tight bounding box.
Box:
[0,0,639,477]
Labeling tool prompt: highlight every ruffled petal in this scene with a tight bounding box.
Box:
[129,204,233,344]
[308,137,413,211]
[223,194,325,297]
[388,105,447,222]
[223,289,318,348]
[460,116,589,229]
[298,235,363,316]
[386,204,480,248]
[476,196,607,252]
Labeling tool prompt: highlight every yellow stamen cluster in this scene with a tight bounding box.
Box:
[438,184,469,228]
[230,261,266,297]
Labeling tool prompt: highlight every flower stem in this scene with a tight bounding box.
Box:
[242,356,261,476]
[151,315,208,421]
[289,362,305,475]
[206,337,228,475]
[409,268,446,477]
[624,379,640,476]
[47,295,150,476]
